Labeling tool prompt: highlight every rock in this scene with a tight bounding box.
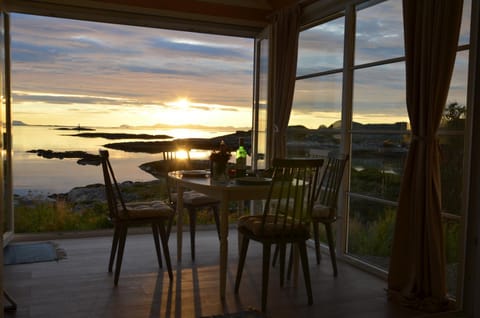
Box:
[67,183,106,203]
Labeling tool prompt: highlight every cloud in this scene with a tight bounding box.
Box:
[12,91,141,106]
[124,65,203,76]
[148,37,250,59]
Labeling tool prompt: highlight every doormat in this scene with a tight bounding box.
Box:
[201,309,264,318]
[4,241,67,265]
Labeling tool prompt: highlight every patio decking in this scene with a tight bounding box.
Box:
[4,228,434,318]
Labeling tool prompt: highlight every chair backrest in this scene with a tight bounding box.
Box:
[260,158,324,236]
[163,157,191,204]
[161,148,191,161]
[99,149,127,220]
[314,152,349,218]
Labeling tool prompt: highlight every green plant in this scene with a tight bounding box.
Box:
[14,199,111,233]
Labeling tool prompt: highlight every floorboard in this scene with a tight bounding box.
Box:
[3,229,446,318]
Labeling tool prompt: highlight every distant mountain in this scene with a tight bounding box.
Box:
[329,120,364,129]
[13,120,27,126]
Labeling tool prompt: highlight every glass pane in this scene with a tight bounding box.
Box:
[297,16,345,76]
[350,133,408,202]
[459,0,471,45]
[355,0,404,65]
[440,51,468,130]
[288,74,342,157]
[444,219,460,297]
[291,74,342,129]
[439,135,464,215]
[256,37,269,170]
[0,13,10,235]
[353,62,407,125]
[347,196,396,270]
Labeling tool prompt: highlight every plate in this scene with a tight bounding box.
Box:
[235,176,272,185]
[181,170,209,178]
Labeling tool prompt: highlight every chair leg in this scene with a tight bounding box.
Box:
[114,225,128,285]
[109,226,120,273]
[271,244,279,267]
[4,290,17,312]
[151,223,163,268]
[279,243,286,287]
[234,234,250,293]
[297,240,313,306]
[325,223,338,276]
[212,205,221,240]
[287,243,294,281]
[166,213,175,239]
[158,222,173,280]
[313,221,322,264]
[188,208,197,261]
[261,243,272,312]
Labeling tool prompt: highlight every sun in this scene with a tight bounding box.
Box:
[175,98,190,109]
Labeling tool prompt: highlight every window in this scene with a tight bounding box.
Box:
[347,0,407,271]
[288,16,345,158]
[295,0,472,299]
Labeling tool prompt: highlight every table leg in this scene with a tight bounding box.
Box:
[176,185,184,263]
[219,199,229,299]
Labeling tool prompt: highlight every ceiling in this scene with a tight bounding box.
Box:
[4,0,304,36]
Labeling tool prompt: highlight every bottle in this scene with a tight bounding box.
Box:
[235,137,247,177]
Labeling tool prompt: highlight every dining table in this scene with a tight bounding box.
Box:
[168,170,272,299]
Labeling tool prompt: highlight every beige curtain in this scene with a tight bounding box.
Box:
[387,0,463,312]
[271,4,301,159]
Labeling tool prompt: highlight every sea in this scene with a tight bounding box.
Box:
[11,125,233,197]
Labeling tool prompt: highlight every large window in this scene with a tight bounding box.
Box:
[9,13,254,233]
[348,0,407,271]
[292,0,472,299]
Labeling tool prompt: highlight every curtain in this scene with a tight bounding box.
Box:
[387,0,463,312]
[271,4,301,159]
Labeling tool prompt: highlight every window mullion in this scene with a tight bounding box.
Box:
[338,3,356,259]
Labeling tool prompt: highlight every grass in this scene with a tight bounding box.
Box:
[13,179,243,233]
[14,199,111,233]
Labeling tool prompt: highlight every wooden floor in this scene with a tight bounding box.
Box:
[3,228,440,318]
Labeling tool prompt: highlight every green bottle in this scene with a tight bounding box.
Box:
[235,137,247,177]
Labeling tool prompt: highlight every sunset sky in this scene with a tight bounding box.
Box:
[9,0,471,131]
[10,13,255,129]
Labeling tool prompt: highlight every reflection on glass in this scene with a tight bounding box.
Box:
[355,0,404,65]
[347,196,396,270]
[353,62,407,124]
[297,16,345,76]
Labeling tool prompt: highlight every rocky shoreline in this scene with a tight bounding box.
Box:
[26,130,252,165]
[14,157,198,212]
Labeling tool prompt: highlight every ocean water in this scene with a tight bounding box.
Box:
[12,125,231,196]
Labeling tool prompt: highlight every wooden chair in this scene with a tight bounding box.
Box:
[161,152,221,261]
[311,152,349,277]
[99,149,174,285]
[234,158,323,312]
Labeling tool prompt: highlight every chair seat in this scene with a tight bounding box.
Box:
[170,191,220,206]
[311,203,332,219]
[238,215,310,238]
[118,200,174,220]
